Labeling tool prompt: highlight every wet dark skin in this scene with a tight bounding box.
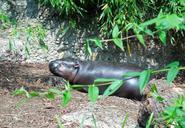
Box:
[49,58,143,100]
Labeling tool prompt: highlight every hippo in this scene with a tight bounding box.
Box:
[49,58,144,100]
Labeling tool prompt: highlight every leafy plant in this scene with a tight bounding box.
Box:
[38,0,91,17]
[88,84,99,102]
[0,11,16,29]
[161,95,185,127]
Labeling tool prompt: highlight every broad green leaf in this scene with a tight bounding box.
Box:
[140,16,161,27]
[125,23,134,32]
[88,85,99,102]
[136,34,146,47]
[167,66,179,84]
[112,25,119,38]
[89,38,103,49]
[144,28,154,37]
[122,71,141,78]
[165,61,180,84]
[159,31,166,45]
[139,70,151,92]
[167,14,182,29]
[156,14,183,30]
[113,38,123,50]
[62,90,72,107]
[166,61,179,68]
[103,80,123,96]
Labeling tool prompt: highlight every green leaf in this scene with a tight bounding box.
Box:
[45,92,55,100]
[144,28,154,37]
[58,26,70,38]
[48,88,63,95]
[13,86,31,98]
[166,61,179,68]
[24,46,30,56]
[121,113,129,128]
[84,41,92,56]
[94,78,117,87]
[125,23,134,32]
[151,92,165,102]
[103,80,123,96]
[150,84,165,102]
[88,85,99,102]
[29,91,40,98]
[55,115,65,128]
[89,38,103,49]
[167,66,179,84]
[13,87,27,96]
[39,39,48,51]
[136,34,146,47]
[159,31,167,45]
[146,113,154,128]
[165,61,180,84]
[71,84,86,88]
[8,40,13,51]
[139,70,151,92]
[112,25,119,38]
[62,90,72,107]
[122,72,141,78]
[94,78,117,83]
[113,38,123,50]
[140,16,161,27]
[150,84,158,93]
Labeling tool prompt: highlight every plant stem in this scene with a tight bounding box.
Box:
[103,35,136,42]
[152,67,185,74]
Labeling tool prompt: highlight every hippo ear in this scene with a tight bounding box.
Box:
[73,61,80,68]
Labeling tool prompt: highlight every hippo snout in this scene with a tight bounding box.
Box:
[49,60,62,74]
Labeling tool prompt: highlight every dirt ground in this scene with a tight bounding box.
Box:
[0,87,91,128]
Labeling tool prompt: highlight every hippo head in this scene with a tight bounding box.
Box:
[49,58,80,82]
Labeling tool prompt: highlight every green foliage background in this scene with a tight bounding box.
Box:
[37,0,185,54]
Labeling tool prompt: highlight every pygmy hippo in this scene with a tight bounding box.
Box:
[49,58,143,100]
